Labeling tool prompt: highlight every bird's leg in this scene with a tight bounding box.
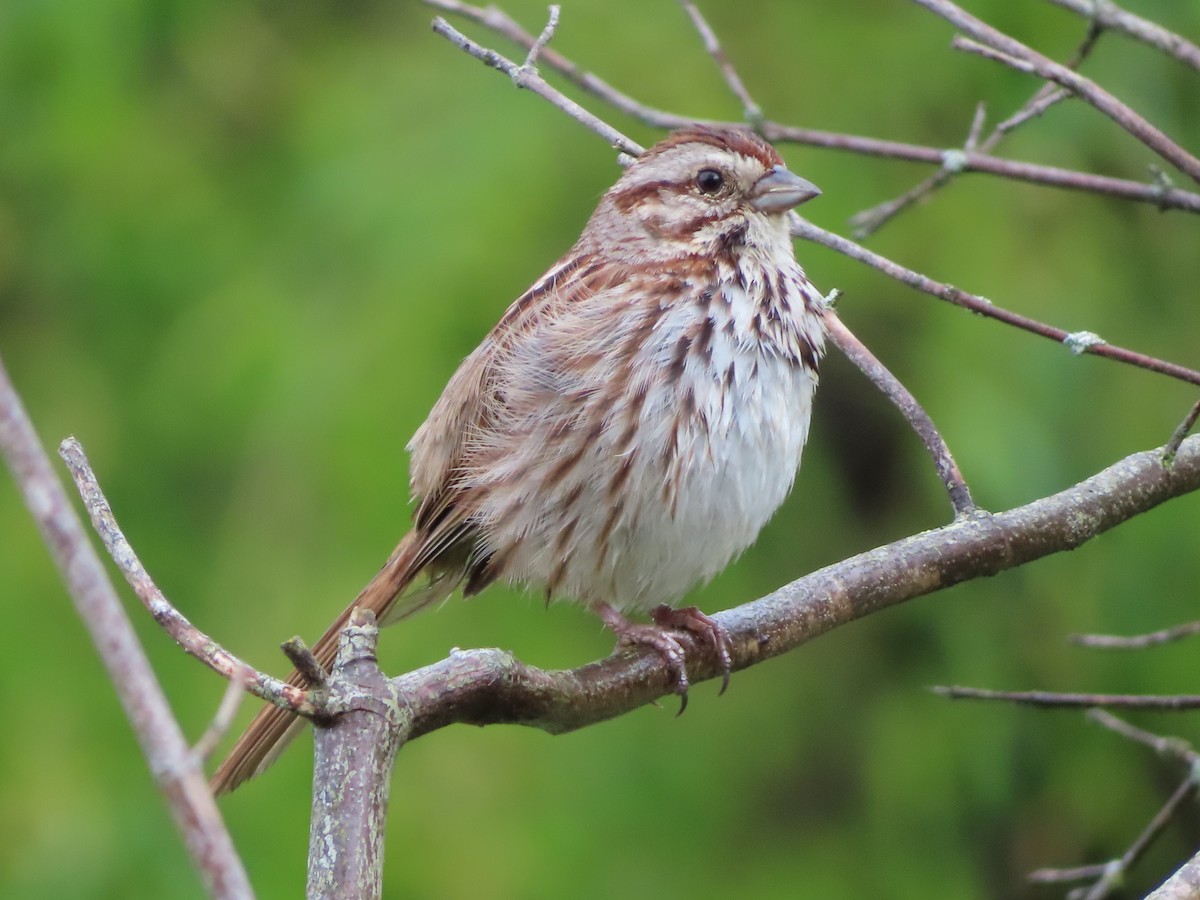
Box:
[593,602,734,713]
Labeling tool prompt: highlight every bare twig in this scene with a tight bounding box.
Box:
[424,0,664,134]
[767,122,1200,212]
[1087,710,1199,764]
[1029,862,1111,885]
[1075,775,1200,900]
[824,309,975,516]
[193,664,252,766]
[911,0,1200,183]
[429,15,643,156]
[59,437,320,718]
[0,358,253,899]
[1071,619,1200,650]
[1043,0,1200,73]
[933,685,1200,710]
[852,24,1101,237]
[425,0,1200,214]
[1164,399,1200,462]
[995,86,1071,134]
[676,0,763,125]
[520,4,559,70]
[788,214,1200,388]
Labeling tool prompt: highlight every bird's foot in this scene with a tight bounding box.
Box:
[651,604,733,696]
[594,602,733,714]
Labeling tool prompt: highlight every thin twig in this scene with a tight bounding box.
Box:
[425,0,1200,214]
[193,664,252,766]
[788,214,1200,388]
[933,685,1200,710]
[1071,619,1200,650]
[995,85,1070,133]
[1029,862,1111,884]
[963,101,987,150]
[425,0,664,134]
[59,437,321,718]
[0,359,253,899]
[1043,0,1200,73]
[852,24,1101,237]
[824,309,975,516]
[1164,399,1200,462]
[676,0,763,126]
[429,15,643,156]
[848,107,985,238]
[1087,709,1199,764]
[521,4,559,70]
[767,122,1200,212]
[1079,776,1200,900]
[911,0,1200,183]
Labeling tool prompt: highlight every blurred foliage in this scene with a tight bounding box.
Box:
[1,0,1199,897]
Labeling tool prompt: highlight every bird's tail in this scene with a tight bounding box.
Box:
[209,530,454,795]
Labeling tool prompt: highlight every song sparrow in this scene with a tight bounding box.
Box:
[211,125,825,794]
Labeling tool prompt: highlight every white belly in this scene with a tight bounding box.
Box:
[490,276,824,612]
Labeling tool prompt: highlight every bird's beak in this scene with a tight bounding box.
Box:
[750,165,821,213]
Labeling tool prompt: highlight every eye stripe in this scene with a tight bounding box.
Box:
[610,178,693,212]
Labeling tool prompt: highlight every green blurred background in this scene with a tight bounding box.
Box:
[2,0,1198,897]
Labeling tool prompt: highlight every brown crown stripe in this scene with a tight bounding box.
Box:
[641,125,783,170]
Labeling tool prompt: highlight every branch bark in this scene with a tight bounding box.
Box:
[307,610,409,900]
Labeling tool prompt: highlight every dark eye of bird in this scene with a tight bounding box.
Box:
[696,168,725,194]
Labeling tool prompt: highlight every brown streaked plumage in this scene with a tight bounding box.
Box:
[211,125,825,795]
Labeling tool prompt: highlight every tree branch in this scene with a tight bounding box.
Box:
[307,610,409,900]
[49,385,1200,752]
[1043,0,1200,73]
[0,357,253,899]
[676,0,763,126]
[380,436,1200,739]
[787,214,1200,388]
[1071,619,1200,650]
[59,437,320,718]
[851,23,1102,237]
[1148,847,1200,900]
[425,0,1200,215]
[932,685,1200,710]
[912,0,1200,183]
[428,14,642,155]
[823,309,975,517]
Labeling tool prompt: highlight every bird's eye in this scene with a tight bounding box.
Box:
[696,168,725,194]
